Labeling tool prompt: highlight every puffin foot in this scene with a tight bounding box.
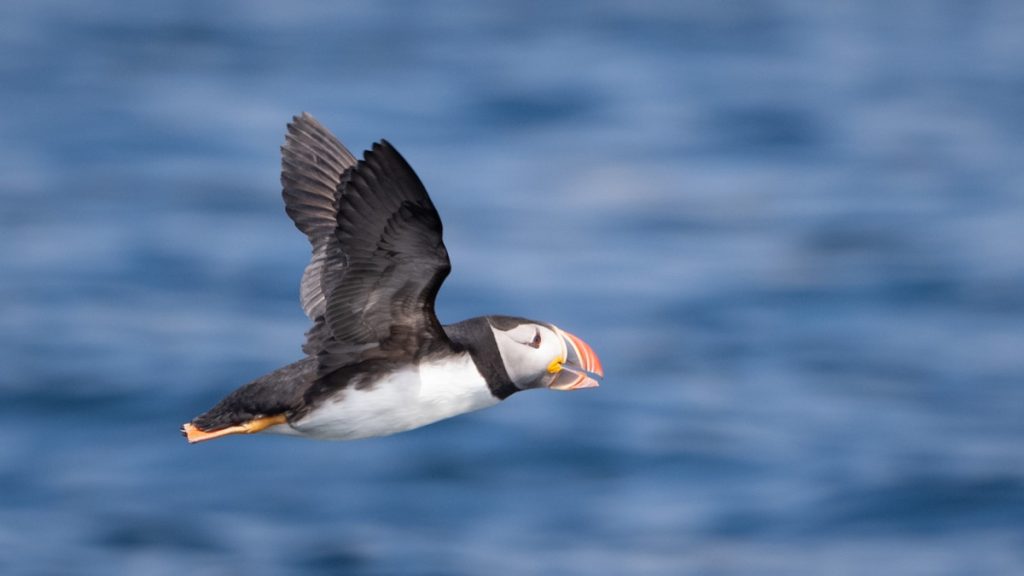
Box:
[181,414,288,444]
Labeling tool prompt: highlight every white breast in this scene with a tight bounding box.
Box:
[283,353,500,440]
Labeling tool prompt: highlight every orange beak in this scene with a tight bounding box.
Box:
[548,328,604,391]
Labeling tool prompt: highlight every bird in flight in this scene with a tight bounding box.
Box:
[182,113,603,443]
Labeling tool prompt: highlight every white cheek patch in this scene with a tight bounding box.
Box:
[491,325,562,388]
[493,330,538,384]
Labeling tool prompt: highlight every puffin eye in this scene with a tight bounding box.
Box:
[527,329,542,349]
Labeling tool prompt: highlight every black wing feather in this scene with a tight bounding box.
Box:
[283,116,451,376]
[316,140,452,375]
[280,113,358,354]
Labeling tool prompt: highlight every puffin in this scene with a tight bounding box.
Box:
[181,113,603,443]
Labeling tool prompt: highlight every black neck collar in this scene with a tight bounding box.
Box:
[443,317,520,400]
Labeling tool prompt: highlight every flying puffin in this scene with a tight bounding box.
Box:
[181,113,603,443]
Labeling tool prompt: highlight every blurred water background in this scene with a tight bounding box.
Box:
[2,1,1023,574]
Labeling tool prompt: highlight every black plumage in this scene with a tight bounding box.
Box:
[443,317,520,400]
[281,112,356,345]
[191,358,315,431]
[316,139,452,374]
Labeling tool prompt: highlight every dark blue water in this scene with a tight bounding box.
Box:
[2,2,1023,574]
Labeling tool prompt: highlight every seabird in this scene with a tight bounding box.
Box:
[182,113,603,443]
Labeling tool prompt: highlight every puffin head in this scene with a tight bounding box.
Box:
[487,316,604,392]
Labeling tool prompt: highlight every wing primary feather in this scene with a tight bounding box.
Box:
[311,139,452,378]
[280,117,452,378]
[280,113,357,343]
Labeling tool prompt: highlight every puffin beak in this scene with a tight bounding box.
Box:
[548,328,604,391]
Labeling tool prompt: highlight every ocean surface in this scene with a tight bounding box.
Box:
[2,1,1023,574]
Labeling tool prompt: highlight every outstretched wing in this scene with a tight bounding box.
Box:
[315,140,452,374]
[282,114,451,375]
[280,113,357,355]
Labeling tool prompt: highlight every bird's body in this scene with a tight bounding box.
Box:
[182,114,602,444]
[282,352,495,440]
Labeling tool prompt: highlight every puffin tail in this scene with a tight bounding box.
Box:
[181,414,288,444]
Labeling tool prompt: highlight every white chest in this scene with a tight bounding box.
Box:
[286,353,500,440]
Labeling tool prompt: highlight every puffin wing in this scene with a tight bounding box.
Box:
[316,140,452,375]
[280,113,358,354]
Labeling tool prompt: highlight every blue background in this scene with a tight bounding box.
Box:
[2,1,1023,574]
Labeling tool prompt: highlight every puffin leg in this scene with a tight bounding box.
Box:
[181,414,288,444]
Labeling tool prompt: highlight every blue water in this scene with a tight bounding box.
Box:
[2,1,1023,574]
